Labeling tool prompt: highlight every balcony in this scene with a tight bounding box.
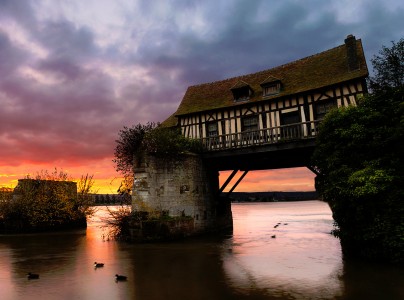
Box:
[201,120,320,152]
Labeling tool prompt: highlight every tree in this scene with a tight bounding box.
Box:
[369,38,404,92]
[77,173,97,216]
[142,126,203,157]
[113,123,203,197]
[116,174,134,198]
[312,40,404,264]
[0,169,96,232]
[113,122,157,178]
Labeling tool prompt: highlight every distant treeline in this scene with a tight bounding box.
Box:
[0,189,131,206]
[226,191,319,202]
[89,193,131,205]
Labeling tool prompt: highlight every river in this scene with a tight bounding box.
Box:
[0,200,402,300]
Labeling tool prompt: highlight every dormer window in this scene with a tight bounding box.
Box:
[231,81,253,102]
[260,75,281,97]
[263,83,281,96]
[233,87,250,102]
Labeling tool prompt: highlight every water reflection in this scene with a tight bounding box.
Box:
[121,239,234,299]
[0,202,403,300]
[8,231,85,273]
[0,231,86,300]
[222,202,344,299]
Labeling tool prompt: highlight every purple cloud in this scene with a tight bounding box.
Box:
[0,0,403,188]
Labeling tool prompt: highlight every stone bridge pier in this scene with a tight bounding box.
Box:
[132,153,232,238]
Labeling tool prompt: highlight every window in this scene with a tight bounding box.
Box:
[241,115,259,141]
[280,110,300,139]
[206,122,218,137]
[233,86,251,102]
[260,76,281,97]
[263,83,280,96]
[231,81,253,102]
[206,121,220,149]
[242,115,259,132]
[280,111,300,125]
[315,100,335,119]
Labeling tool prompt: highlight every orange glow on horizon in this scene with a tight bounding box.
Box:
[0,158,122,194]
[219,168,316,192]
[1,161,316,194]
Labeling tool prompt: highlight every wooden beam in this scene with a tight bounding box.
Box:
[227,170,249,196]
[219,170,238,193]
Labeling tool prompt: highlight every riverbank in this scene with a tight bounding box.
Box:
[227,191,319,202]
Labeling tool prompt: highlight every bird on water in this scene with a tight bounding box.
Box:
[94,262,104,268]
[115,274,127,281]
[27,272,39,279]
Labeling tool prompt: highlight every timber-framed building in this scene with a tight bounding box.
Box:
[131,35,369,240]
[164,35,368,153]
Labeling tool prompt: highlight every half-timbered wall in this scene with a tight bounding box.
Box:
[179,79,366,139]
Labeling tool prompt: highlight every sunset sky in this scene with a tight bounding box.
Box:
[1,0,403,194]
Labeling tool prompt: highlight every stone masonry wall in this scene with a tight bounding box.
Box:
[132,152,232,234]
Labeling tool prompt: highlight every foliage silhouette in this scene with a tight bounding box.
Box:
[313,39,404,264]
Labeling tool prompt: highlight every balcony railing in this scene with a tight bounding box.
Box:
[200,120,320,151]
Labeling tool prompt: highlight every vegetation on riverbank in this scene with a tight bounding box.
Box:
[0,169,96,233]
[103,192,195,242]
[312,39,404,265]
[102,205,194,242]
[113,123,202,177]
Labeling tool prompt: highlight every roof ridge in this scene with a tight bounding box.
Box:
[189,42,348,88]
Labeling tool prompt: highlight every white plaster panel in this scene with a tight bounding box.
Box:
[218,120,223,135]
[201,123,206,138]
[309,104,314,122]
[281,107,298,114]
[349,95,356,106]
[230,118,236,134]
[266,112,271,129]
[237,117,241,131]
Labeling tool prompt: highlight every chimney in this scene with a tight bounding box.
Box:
[345,34,359,71]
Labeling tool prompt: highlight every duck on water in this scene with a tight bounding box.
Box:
[27,272,39,280]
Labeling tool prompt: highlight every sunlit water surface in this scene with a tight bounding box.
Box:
[0,201,403,299]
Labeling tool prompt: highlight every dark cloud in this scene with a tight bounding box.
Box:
[36,57,83,81]
[357,2,404,58]
[0,0,403,177]
[131,1,345,87]
[0,32,26,74]
[0,0,36,27]
[38,20,97,60]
